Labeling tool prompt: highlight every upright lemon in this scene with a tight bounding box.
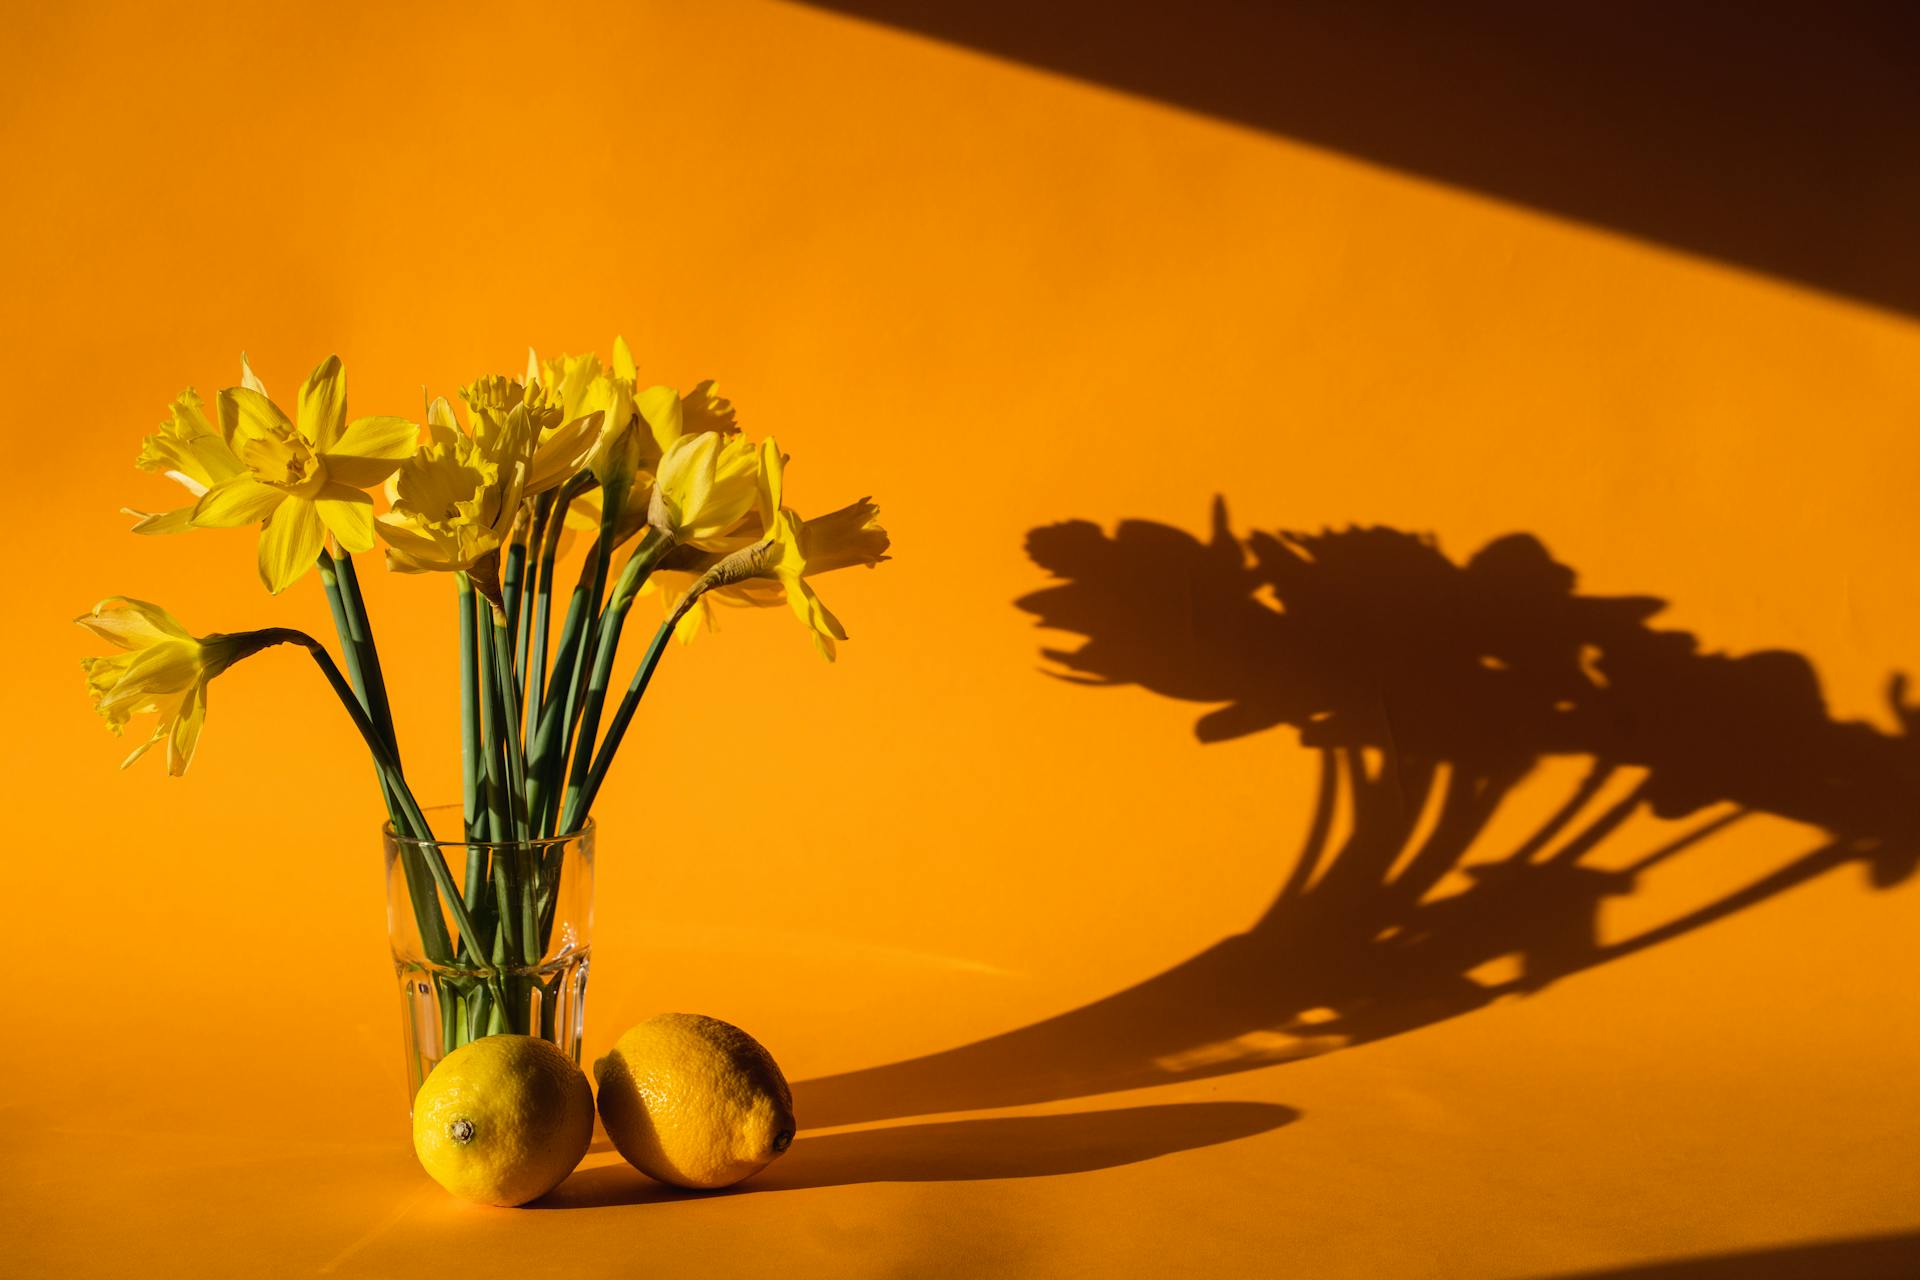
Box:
[595,1013,796,1189]
[412,1034,594,1206]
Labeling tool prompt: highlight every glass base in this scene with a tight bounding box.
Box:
[396,950,591,1102]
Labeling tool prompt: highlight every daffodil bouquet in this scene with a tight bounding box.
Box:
[81,341,888,1076]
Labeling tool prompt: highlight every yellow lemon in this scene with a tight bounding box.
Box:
[412,1034,594,1206]
[594,1013,796,1189]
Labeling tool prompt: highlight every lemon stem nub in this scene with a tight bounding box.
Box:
[449,1119,475,1144]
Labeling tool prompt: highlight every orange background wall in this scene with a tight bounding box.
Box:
[4,2,1918,1276]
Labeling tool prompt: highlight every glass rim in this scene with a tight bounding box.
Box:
[383,802,595,851]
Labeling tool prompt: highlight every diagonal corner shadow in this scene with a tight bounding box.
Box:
[795,499,1920,1127]
[535,1102,1297,1208]
[803,1,1920,317]
[1527,1228,1920,1279]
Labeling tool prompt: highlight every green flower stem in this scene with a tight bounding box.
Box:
[527,476,589,761]
[483,602,537,997]
[315,552,450,965]
[259,628,490,964]
[561,528,671,823]
[486,603,533,845]
[470,579,514,840]
[564,605,686,833]
[456,573,484,840]
[454,575,494,962]
[467,584,521,972]
[487,607,542,972]
[315,551,390,760]
[465,985,491,1041]
[333,549,403,770]
[514,492,555,701]
[553,509,621,812]
[527,543,602,835]
[439,982,460,1062]
[477,590,537,998]
[500,511,530,667]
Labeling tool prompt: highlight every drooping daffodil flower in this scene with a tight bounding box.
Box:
[671,438,878,660]
[655,494,889,648]
[187,356,420,594]
[77,597,280,775]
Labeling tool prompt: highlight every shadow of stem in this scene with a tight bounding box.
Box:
[533,1102,1298,1208]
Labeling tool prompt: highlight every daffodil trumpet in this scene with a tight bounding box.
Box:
[90,343,889,1061]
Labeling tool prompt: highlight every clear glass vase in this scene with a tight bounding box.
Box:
[383,805,595,1101]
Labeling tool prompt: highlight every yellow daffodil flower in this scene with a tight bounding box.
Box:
[77,597,269,775]
[527,340,646,476]
[188,356,419,594]
[564,375,739,543]
[655,496,889,645]
[377,396,533,585]
[465,370,601,496]
[672,438,867,660]
[555,338,711,541]
[527,348,604,425]
[646,430,760,549]
[581,372,643,501]
[125,387,247,534]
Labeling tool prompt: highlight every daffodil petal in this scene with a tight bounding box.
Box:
[636,385,682,451]
[258,498,324,594]
[166,683,207,777]
[297,355,347,450]
[192,477,286,528]
[98,643,201,704]
[796,499,890,573]
[75,597,194,649]
[374,513,443,561]
[757,438,785,526]
[217,385,293,449]
[427,396,459,433]
[240,352,268,395]
[326,415,418,489]
[124,505,197,536]
[383,546,437,573]
[121,725,165,770]
[673,595,713,644]
[785,575,845,661]
[315,483,375,553]
[613,335,639,384]
[528,413,600,492]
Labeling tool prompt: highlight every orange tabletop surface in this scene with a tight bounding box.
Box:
[5,3,1919,1277]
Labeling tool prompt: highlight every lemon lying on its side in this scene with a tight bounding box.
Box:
[594,1013,796,1190]
[412,1034,595,1206]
